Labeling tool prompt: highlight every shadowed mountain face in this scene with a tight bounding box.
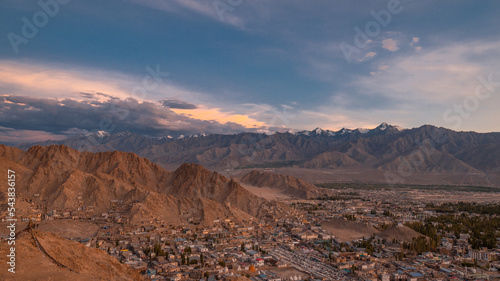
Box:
[0,145,275,224]
[16,123,500,186]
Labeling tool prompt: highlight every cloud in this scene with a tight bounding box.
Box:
[126,0,245,28]
[356,40,500,101]
[171,105,266,129]
[369,65,390,76]
[61,128,91,136]
[0,60,213,105]
[160,99,198,109]
[410,37,422,52]
[0,61,133,101]
[365,52,377,58]
[0,60,298,143]
[0,126,67,145]
[382,38,399,52]
[80,92,119,101]
[0,95,273,144]
[346,39,500,131]
[226,103,296,130]
[282,39,500,133]
[290,109,380,133]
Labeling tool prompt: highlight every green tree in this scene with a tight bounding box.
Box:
[144,247,151,256]
[154,243,165,256]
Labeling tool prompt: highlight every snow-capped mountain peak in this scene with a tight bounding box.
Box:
[313,127,323,135]
[85,130,111,138]
[357,128,370,134]
[338,128,352,135]
[377,122,388,130]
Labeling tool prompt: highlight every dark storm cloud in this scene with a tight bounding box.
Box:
[160,99,198,109]
[0,95,260,143]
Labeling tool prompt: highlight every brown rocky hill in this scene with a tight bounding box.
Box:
[240,170,322,199]
[378,224,426,242]
[0,230,145,281]
[321,220,425,243]
[321,218,380,242]
[0,144,272,224]
[166,163,266,217]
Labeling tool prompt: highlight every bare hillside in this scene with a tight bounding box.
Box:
[0,230,145,281]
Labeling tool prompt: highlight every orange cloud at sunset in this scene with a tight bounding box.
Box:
[171,106,267,128]
[0,61,132,100]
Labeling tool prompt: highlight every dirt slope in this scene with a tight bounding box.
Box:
[0,230,145,281]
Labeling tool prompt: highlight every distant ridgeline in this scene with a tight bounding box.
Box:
[17,123,500,186]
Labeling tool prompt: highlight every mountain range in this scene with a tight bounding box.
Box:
[0,145,287,225]
[18,123,500,186]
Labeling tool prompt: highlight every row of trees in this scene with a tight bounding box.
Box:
[426,202,500,215]
[406,213,499,249]
[401,236,438,254]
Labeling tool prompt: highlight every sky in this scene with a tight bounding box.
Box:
[1,0,500,144]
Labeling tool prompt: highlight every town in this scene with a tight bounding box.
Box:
[3,185,500,281]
